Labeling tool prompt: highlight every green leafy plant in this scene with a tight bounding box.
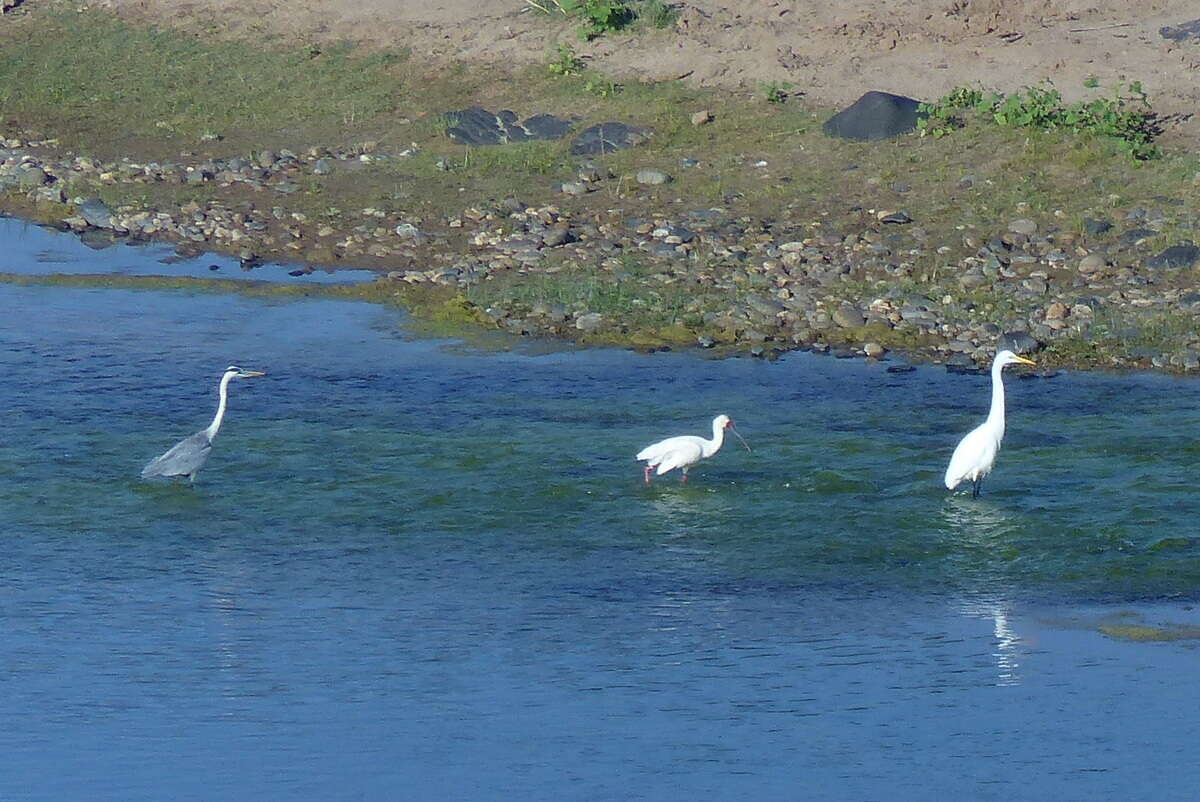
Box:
[569,0,635,39]
[917,80,1161,159]
[759,81,791,104]
[546,42,585,76]
[583,76,622,97]
[530,0,633,39]
[546,43,621,94]
[529,0,673,38]
[1083,75,1100,89]
[916,86,984,137]
[1058,81,1161,160]
[990,82,1063,127]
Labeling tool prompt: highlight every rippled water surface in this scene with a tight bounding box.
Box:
[2,222,1200,800]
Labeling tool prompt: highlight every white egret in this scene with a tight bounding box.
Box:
[943,349,1035,497]
[141,366,266,483]
[636,414,750,484]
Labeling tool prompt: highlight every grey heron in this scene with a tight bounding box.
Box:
[141,365,266,482]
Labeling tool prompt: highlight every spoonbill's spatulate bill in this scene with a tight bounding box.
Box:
[141,365,266,483]
[944,349,1035,497]
[636,414,750,484]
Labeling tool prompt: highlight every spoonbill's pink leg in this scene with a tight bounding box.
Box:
[681,470,689,484]
[643,465,653,484]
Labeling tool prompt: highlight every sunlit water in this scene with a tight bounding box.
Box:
[2,219,1200,800]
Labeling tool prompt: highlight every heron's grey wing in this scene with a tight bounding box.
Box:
[141,430,212,478]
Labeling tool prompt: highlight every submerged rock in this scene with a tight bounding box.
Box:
[78,228,120,250]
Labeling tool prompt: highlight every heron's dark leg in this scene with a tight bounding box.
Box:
[972,478,981,499]
[643,465,653,484]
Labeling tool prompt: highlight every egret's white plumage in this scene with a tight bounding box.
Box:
[943,349,1035,496]
[141,365,265,483]
[636,414,750,483]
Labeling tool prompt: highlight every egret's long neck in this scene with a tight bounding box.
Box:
[204,373,234,440]
[704,420,726,457]
[985,359,1007,438]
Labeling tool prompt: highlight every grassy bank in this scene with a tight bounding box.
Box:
[2,1,1199,369]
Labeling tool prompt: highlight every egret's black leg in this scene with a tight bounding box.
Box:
[972,478,981,499]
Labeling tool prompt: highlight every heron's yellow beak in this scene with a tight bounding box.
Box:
[1013,355,1036,366]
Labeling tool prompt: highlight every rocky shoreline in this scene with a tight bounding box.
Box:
[3,132,1200,372]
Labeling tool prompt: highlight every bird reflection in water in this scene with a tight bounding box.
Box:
[646,487,737,545]
[942,499,1025,686]
[989,605,1022,687]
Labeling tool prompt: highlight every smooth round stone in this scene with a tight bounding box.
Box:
[635,169,671,186]
[1008,218,1038,236]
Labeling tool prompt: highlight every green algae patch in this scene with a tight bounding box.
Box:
[0,272,297,297]
[1148,537,1195,552]
[627,324,697,348]
[653,324,700,345]
[0,270,395,307]
[0,271,507,342]
[429,294,492,326]
[1099,623,1200,642]
[820,323,940,351]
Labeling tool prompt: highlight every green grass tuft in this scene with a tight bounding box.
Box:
[0,7,407,153]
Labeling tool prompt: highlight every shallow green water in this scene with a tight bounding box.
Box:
[2,219,1200,799]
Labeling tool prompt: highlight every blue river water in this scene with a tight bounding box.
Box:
[1,218,1199,800]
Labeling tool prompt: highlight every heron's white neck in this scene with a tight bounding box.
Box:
[985,358,1008,440]
[703,418,727,458]
[204,372,235,441]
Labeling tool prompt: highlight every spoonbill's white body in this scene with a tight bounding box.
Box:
[636,414,749,483]
[944,349,1036,497]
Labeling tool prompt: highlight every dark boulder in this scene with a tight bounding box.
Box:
[1119,228,1158,246]
[822,91,923,141]
[1146,244,1200,269]
[522,114,574,141]
[444,107,573,146]
[569,122,652,156]
[1160,19,1200,41]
